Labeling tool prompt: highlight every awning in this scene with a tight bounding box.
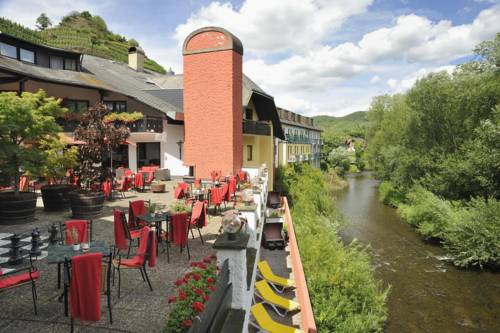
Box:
[250,92,285,139]
[59,133,136,147]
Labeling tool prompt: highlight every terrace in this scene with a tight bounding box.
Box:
[0,168,315,333]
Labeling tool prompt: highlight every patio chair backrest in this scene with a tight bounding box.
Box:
[63,220,90,244]
[129,200,147,228]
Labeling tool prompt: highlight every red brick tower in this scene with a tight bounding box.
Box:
[182,27,243,178]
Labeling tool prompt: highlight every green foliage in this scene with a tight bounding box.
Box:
[39,136,78,183]
[327,147,351,177]
[377,181,405,207]
[0,90,65,193]
[398,187,459,240]
[314,111,369,138]
[0,14,166,73]
[103,111,144,123]
[170,201,192,213]
[444,198,500,269]
[284,164,387,332]
[36,13,52,30]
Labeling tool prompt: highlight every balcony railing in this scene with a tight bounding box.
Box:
[129,116,163,133]
[285,134,311,144]
[243,120,271,136]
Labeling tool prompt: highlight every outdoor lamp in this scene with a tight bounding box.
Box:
[221,210,243,240]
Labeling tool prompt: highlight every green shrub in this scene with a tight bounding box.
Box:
[444,198,500,268]
[377,181,405,207]
[285,165,387,332]
[398,186,458,240]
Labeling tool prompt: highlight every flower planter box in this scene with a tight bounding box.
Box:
[69,191,105,219]
[41,184,76,211]
[0,192,37,225]
[150,183,166,193]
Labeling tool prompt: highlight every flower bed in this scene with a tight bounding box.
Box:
[165,255,217,333]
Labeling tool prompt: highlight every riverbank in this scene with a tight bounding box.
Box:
[335,173,500,333]
[277,165,387,332]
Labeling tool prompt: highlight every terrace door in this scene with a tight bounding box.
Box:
[137,142,160,168]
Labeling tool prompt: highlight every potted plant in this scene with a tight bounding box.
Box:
[39,136,78,211]
[0,91,66,224]
[170,201,192,214]
[69,102,136,218]
[150,180,166,193]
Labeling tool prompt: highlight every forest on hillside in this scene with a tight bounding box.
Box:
[366,33,500,269]
[0,11,166,73]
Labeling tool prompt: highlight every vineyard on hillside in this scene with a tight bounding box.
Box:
[0,14,166,74]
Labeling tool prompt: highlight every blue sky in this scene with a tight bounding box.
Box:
[1,0,499,116]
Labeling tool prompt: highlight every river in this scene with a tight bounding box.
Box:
[334,172,500,333]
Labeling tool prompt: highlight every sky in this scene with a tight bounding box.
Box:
[1,0,499,117]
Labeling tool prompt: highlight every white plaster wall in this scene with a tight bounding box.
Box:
[163,123,189,176]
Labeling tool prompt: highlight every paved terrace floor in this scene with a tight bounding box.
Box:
[0,180,223,333]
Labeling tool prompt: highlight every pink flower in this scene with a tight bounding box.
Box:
[192,301,205,313]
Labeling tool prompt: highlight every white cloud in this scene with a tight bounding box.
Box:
[0,0,111,29]
[387,65,455,93]
[174,0,373,54]
[370,75,381,84]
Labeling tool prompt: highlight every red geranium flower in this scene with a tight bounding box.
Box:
[198,263,207,269]
[206,277,215,284]
[168,296,177,303]
[192,301,205,313]
[181,319,193,328]
[194,288,204,296]
[211,254,217,260]
[179,289,187,300]
[203,256,212,263]
[175,279,184,286]
[192,273,201,281]
[203,294,209,301]
[189,262,198,267]
[209,285,216,292]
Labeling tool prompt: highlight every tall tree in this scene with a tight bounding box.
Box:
[36,13,52,30]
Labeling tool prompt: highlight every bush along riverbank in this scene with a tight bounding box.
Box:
[367,34,500,271]
[379,184,500,269]
[277,164,388,333]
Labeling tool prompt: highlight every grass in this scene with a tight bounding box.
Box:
[278,165,388,332]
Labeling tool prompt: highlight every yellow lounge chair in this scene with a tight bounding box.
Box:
[257,261,295,293]
[255,280,300,317]
[250,303,304,333]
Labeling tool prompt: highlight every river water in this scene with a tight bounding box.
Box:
[334,172,500,333]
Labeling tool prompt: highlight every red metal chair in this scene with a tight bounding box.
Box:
[170,212,191,260]
[0,260,40,315]
[128,200,149,230]
[114,209,141,258]
[210,187,223,215]
[115,177,132,199]
[189,200,207,244]
[112,227,156,298]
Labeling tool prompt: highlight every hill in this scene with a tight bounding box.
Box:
[0,12,166,73]
[314,111,368,137]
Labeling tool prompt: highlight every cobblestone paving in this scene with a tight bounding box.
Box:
[0,182,222,333]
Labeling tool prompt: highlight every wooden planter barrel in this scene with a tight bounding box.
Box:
[0,192,37,225]
[41,184,76,211]
[69,191,105,219]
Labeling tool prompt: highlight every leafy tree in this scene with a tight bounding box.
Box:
[38,136,78,184]
[0,90,66,194]
[73,102,135,191]
[128,38,139,47]
[36,13,52,30]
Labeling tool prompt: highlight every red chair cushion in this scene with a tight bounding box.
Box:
[130,229,142,239]
[0,270,40,289]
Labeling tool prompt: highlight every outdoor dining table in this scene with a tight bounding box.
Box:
[47,240,110,316]
[137,212,170,261]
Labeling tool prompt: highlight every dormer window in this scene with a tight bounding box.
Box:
[50,56,64,69]
[0,42,16,58]
[64,58,76,71]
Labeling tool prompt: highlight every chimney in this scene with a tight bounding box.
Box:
[128,46,145,71]
[182,27,244,178]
